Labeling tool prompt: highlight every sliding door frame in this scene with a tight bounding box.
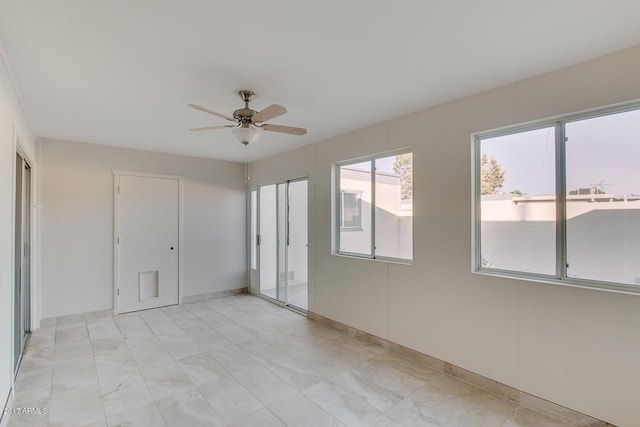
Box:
[254,176,309,313]
[12,130,35,379]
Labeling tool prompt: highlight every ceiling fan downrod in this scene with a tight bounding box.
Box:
[233,90,257,124]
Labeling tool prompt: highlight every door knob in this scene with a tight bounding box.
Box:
[170,247,174,250]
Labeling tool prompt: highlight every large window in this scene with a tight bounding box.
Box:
[336,150,413,262]
[474,105,640,293]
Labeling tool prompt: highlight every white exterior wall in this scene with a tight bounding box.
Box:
[249,46,640,426]
[373,178,403,258]
[38,138,247,318]
[481,196,640,282]
[339,169,411,259]
[0,52,36,421]
[338,172,373,254]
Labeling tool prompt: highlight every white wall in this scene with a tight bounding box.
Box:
[38,138,246,319]
[250,46,640,426]
[0,52,35,419]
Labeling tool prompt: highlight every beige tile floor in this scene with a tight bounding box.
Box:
[260,282,308,311]
[7,294,572,427]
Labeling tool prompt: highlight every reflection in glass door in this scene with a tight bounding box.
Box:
[259,185,278,301]
[257,179,308,311]
[277,183,287,303]
[286,180,308,310]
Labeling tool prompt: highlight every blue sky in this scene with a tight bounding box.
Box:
[482,108,640,196]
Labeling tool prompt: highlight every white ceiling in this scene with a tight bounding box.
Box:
[1,1,639,162]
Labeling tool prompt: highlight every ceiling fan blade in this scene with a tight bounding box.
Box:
[252,104,287,123]
[261,124,307,136]
[188,104,235,122]
[189,125,235,131]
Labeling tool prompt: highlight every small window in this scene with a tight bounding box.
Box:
[336,150,413,262]
[340,191,362,229]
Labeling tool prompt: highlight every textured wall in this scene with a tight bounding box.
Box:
[249,46,640,426]
[38,139,247,318]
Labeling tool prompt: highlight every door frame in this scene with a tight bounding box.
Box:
[112,170,184,314]
[255,176,309,312]
[11,127,35,378]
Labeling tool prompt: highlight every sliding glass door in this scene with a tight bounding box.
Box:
[256,179,308,311]
[14,152,31,374]
[286,180,308,309]
[258,185,278,301]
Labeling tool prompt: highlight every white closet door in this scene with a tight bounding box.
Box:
[117,174,179,313]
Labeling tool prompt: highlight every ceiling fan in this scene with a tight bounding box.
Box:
[188,90,307,145]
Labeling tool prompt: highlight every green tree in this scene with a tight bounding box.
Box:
[480,154,505,195]
[393,153,413,200]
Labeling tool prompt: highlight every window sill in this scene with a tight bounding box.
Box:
[334,252,413,266]
[473,268,640,296]
[340,227,364,232]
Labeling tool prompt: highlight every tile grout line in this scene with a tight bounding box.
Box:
[143,310,225,425]
[110,313,163,425]
[126,312,176,426]
[44,322,59,426]
[136,302,271,425]
[44,324,56,426]
[84,319,109,426]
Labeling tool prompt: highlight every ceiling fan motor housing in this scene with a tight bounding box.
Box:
[233,107,257,123]
[234,90,258,123]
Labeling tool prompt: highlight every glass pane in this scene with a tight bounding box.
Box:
[250,190,257,270]
[287,180,308,310]
[259,185,277,300]
[565,109,640,285]
[341,192,361,228]
[14,154,23,368]
[277,183,287,303]
[339,161,372,255]
[22,164,31,339]
[479,127,556,275]
[374,153,413,260]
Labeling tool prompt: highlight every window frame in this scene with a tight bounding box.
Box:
[335,147,413,264]
[472,101,640,295]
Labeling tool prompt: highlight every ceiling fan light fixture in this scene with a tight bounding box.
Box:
[232,125,261,145]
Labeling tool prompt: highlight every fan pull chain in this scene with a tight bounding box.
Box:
[244,144,251,183]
